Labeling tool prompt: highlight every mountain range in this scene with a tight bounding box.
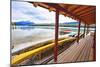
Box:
[12,21,79,26]
[13,21,35,26]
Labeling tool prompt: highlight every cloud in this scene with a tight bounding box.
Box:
[12,1,77,23]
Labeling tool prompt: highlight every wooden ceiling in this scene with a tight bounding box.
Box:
[30,2,96,25]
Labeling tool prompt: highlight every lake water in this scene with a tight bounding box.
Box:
[11,26,95,46]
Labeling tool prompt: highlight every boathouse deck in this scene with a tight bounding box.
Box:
[11,2,96,65]
[48,34,94,64]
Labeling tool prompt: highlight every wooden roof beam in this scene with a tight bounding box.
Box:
[73,6,89,14]
[82,18,95,24]
[58,4,95,23]
[45,3,85,22]
[77,7,96,16]
[30,2,94,24]
[58,4,93,23]
[59,4,69,9]
[32,2,56,12]
[79,11,95,17]
[70,6,81,12]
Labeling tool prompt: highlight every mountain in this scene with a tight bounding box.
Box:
[58,22,79,27]
[63,22,79,24]
[14,21,35,26]
[12,21,80,27]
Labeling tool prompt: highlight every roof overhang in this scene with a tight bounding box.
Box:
[29,2,96,25]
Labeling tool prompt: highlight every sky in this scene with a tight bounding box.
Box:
[12,1,77,24]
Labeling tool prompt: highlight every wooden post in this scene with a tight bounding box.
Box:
[54,9,59,63]
[77,21,81,43]
[93,27,96,61]
[83,23,86,38]
[86,25,89,35]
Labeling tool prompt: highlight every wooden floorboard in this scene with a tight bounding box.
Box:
[89,48,94,61]
[48,35,94,64]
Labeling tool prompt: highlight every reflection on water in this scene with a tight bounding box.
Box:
[11,26,95,46]
[12,28,55,45]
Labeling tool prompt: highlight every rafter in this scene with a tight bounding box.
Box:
[77,7,95,16]
[45,3,95,24]
[70,6,81,12]
[79,10,95,17]
[30,2,96,25]
[73,6,89,13]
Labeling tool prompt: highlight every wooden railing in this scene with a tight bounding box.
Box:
[11,37,76,65]
[12,37,67,55]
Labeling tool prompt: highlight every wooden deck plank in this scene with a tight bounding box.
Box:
[89,48,94,61]
[48,35,94,64]
[48,42,78,63]
[63,42,85,62]
[83,37,93,61]
[49,39,86,63]
[58,42,80,63]
[58,38,85,62]
[76,36,91,61]
[77,43,90,61]
[73,41,88,62]
[70,39,87,62]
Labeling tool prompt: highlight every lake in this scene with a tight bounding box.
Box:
[11,26,95,46]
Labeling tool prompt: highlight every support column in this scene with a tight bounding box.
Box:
[93,27,96,61]
[77,21,81,43]
[83,23,86,38]
[54,9,59,63]
[86,25,89,35]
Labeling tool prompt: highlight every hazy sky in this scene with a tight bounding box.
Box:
[12,1,77,24]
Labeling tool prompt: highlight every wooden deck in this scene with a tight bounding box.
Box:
[48,34,94,64]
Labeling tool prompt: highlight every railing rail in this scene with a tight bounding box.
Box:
[12,37,76,65]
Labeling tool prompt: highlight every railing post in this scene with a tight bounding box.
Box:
[83,23,86,38]
[77,21,81,43]
[54,9,59,63]
[39,53,42,60]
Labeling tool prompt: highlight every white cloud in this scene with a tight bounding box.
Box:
[12,1,77,23]
[59,15,77,23]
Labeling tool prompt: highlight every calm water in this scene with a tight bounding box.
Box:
[11,26,95,46]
